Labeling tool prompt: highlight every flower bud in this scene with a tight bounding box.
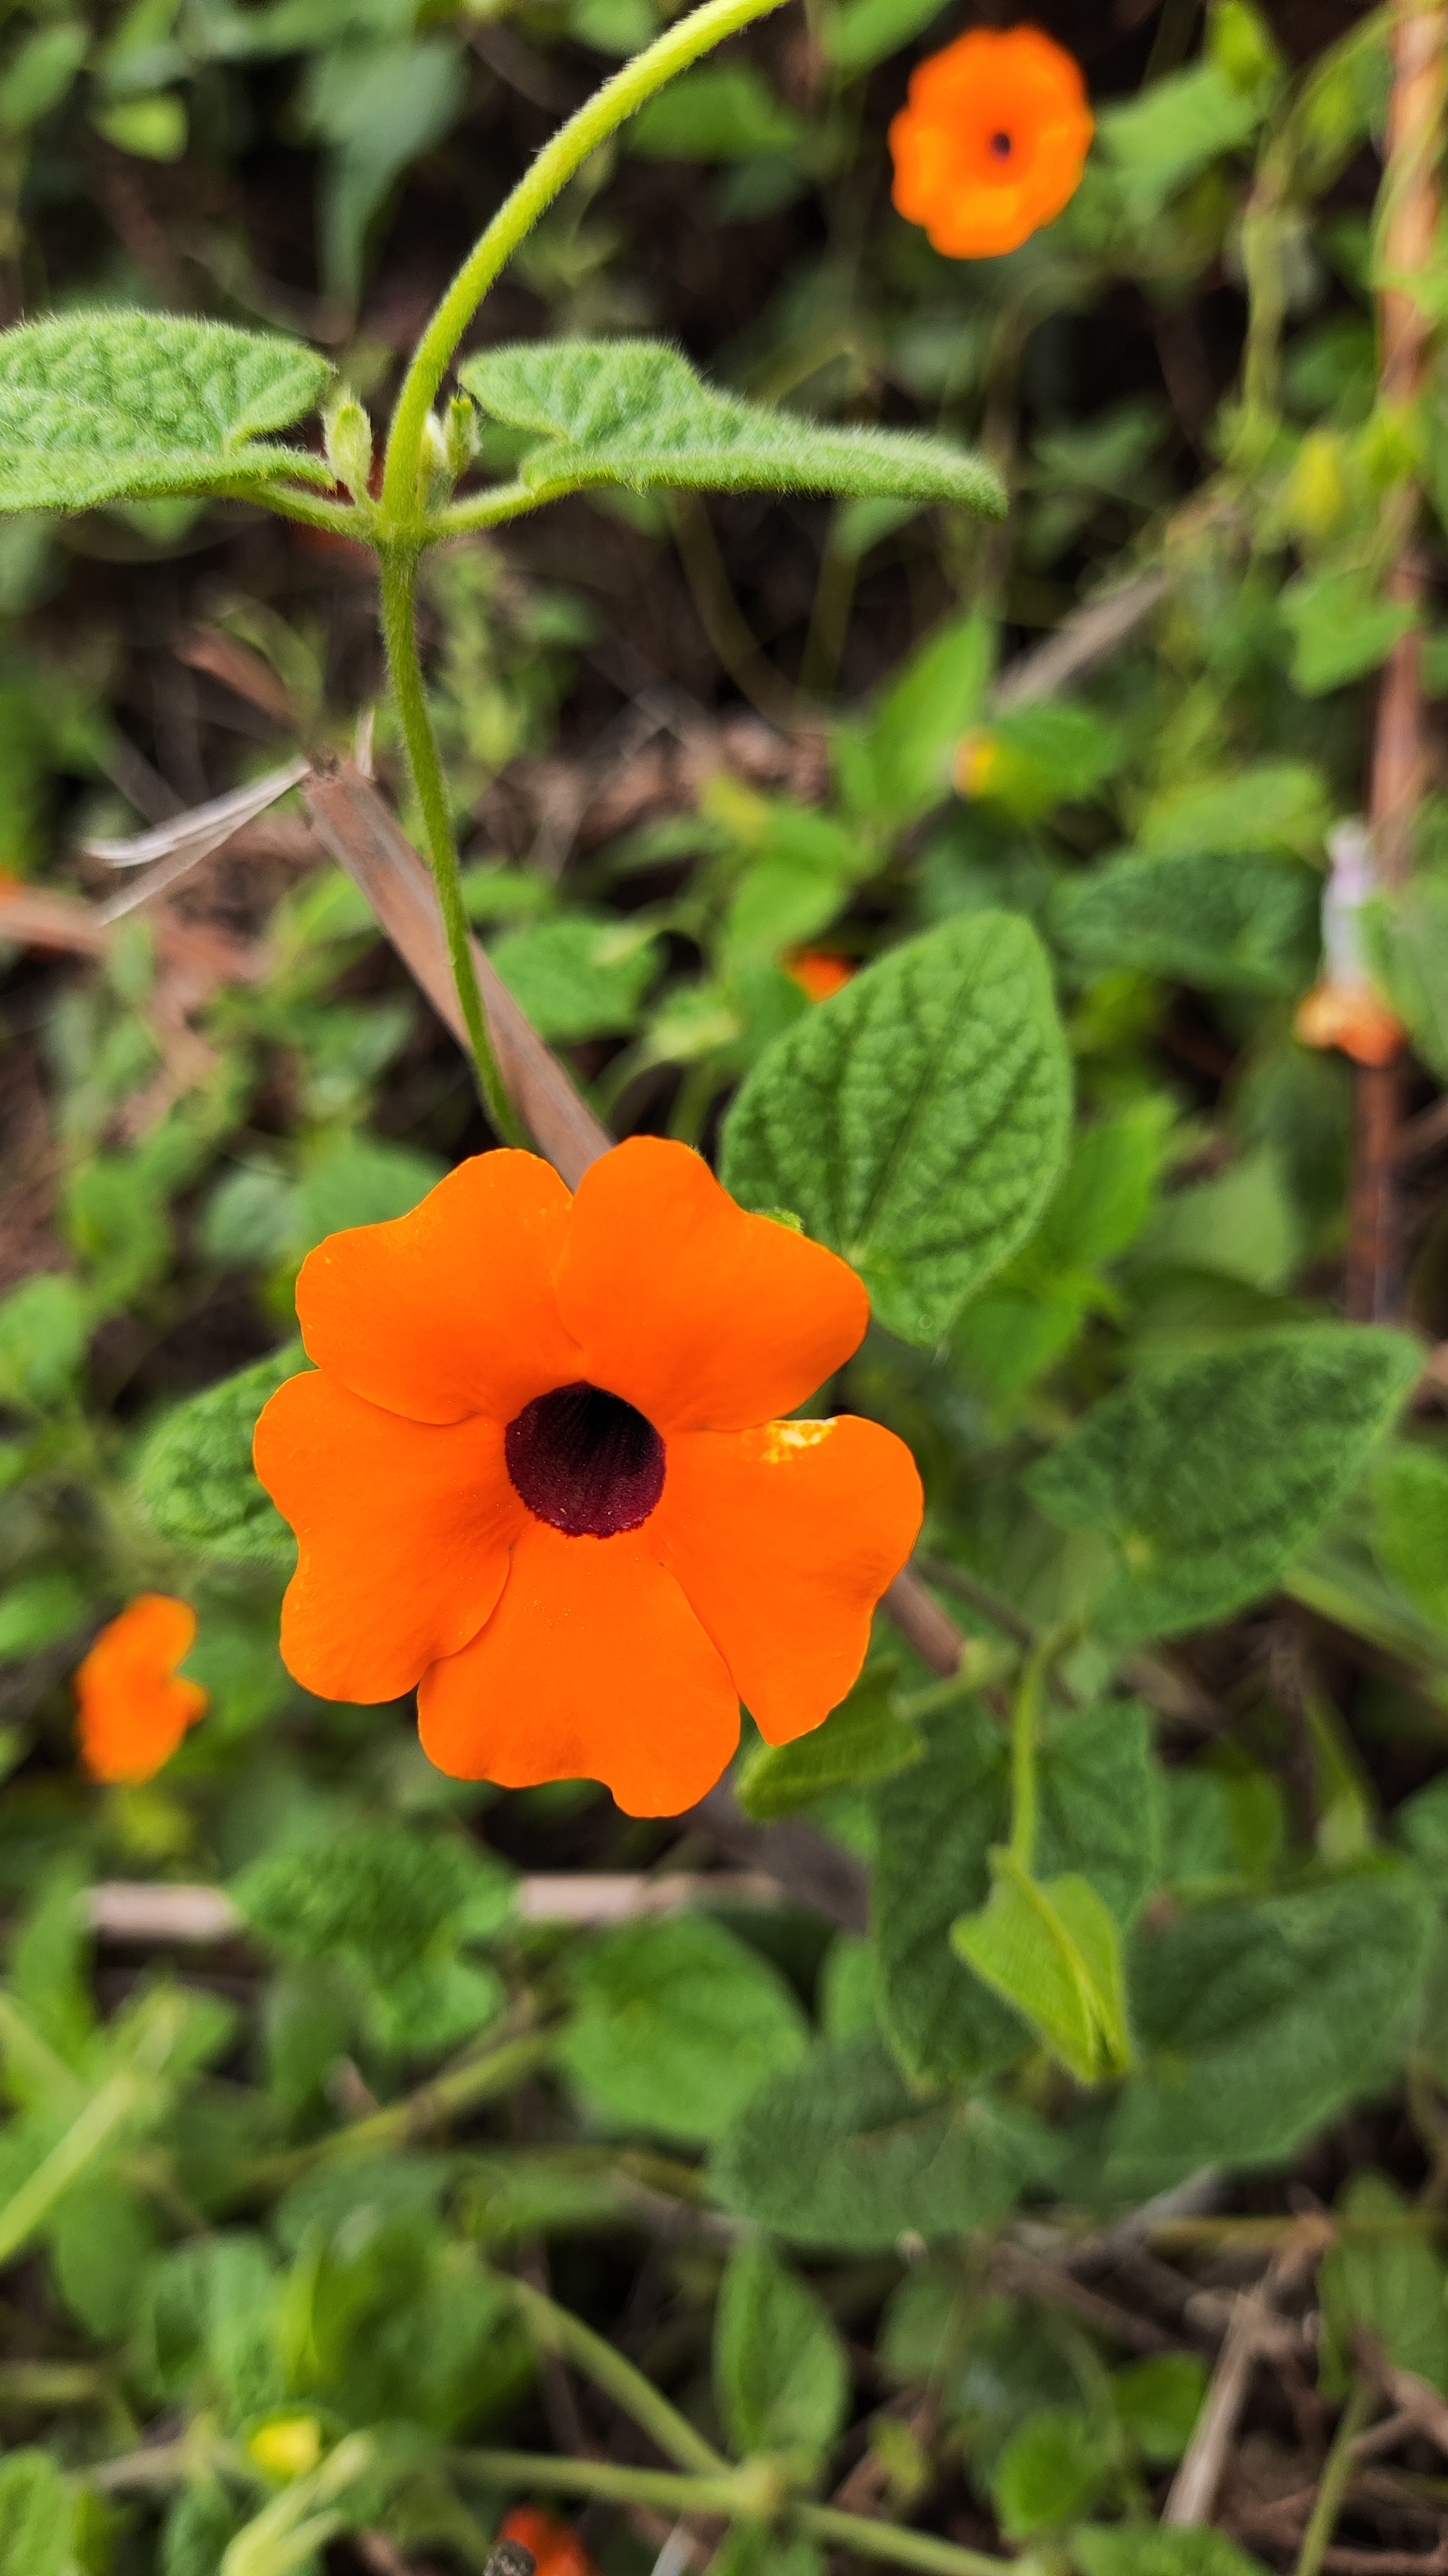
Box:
[445,393,481,480]
[1280,431,1347,541]
[418,411,452,510]
[322,396,374,504]
[248,2416,323,2480]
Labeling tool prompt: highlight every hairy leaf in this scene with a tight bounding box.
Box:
[721,913,1072,1346]
[0,2451,72,2576]
[1029,1326,1422,1643]
[875,1702,1160,2087]
[1319,2170,1448,2397]
[736,1662,921,1818]
[557,1914,808,2143]
[459,339,1004,512]
[953,1856,1132,2085]
[1103,1867,1435,2194]
[710,2029,1060,2250]
[714,2236,849,2457]
[0,313,332,512]
[1050,850,1320,995]
[136,1343,304,1567]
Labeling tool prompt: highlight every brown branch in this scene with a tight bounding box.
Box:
[1346,0,1445,1320]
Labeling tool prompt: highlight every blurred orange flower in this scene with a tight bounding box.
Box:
[1295,980,1404,1069]
[786,949,855,1002]
[498,2506,601,2576]
[254,1139,921,1818]
[889,26,1093,260]
[75,1594,208,1784]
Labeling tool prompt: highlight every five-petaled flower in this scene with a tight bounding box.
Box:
[889,25,1093,260]
[75,1593,208,1784]
[254,1138,922,1816]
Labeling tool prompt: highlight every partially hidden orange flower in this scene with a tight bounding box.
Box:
[889,26,1093,261]
[1294,980,1405,1069]
[75,1594,208,1784]
[498,2506,602,2576]
[786,949,855,1003]
[253,1138,922,1818]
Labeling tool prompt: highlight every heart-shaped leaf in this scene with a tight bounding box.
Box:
[459,336,1004,513]
[0,313,333,513]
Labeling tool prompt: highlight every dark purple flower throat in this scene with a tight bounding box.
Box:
[990,129,1012,157]
[505,1382,665,1538]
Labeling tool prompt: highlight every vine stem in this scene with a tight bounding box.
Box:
[378,0,793,529]
[1008,1639,1049,1873]
[377,540,526,1142]
[497,2270,731,2474]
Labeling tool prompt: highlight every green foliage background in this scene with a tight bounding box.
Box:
[4,0,1448,2570]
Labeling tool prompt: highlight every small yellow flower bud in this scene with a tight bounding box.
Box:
[954,729,1001,799]
[248,2416,324,2480]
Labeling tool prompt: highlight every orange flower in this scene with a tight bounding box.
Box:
[253,1139,921,1817]
[1294,980,1405,1069]
[498,2506,601,2576]
[786,949,855,1003]
[75,1594,208,1784]
[889,26,1093,260]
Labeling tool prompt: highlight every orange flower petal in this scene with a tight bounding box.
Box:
[786,950,855,1003]
[500,2509,602,2576]
[657,1416,922,1743]
[554,1137,868,1435]
[255,1369,524,1700]
[75,1593,207,1784]
[889,25,1093,261]
[296,1149,580,1426]
[417,1516,739,1816]
[1294,980,1405,1068]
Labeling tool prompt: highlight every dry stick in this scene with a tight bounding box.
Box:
[300,759,968,1692]
[1162,2280,1281,2526]
[1346,0,1445,1321]
[82,1870,799,1945]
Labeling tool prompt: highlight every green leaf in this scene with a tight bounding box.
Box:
[1371,1442,1448,1631]
[1029,1326,1422,1644]
[0,2451,72,2576]
[629,64,805,159]
[48,2176,159,2339]
[1282,567,1421,696]
[135,1344,305,1567]
[842,608,995,828]
[1135,1149,1303,1295]
[824,0,946,75]
[953,1853,1132,2086]
[0,1273,88,1411]
[0,23,87,133]
[297,1135,446,1253]
[992,2408,1110,2538]
[557,1915,808,2144]
[1137,762,1329,860]
[304,37,467,313]
[710,2029,1060,2251]
[490,913,662,1040]
[1097,60,1268,221]
[1072,2530,1270,2576]
[874,1702,1160,2087]
[958,702,1122,821]
[0,312,332,514]
[91,91,188,159]
[0,1568,90,1656]
[1050,850,1320,995]
[721,913,1072,1346]
[63,1155,170,1309]
[459,339,1004,513]
[713,2236,849,2458]
[1104,1867,1435,2193]
[736,1663,921,1819]
[233,1823,507,1987]
[1319,2170,1448,2398]
[1110,2354,1207,2465]
[708,2534,825,2576]
[1363,877,1448,1084]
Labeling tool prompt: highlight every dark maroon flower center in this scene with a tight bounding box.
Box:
[989,129,1012,158]
[505,1381,665,1538]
